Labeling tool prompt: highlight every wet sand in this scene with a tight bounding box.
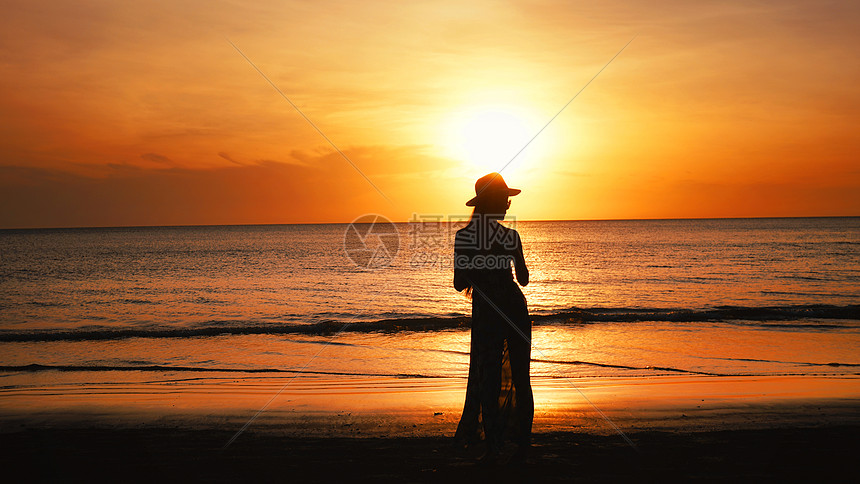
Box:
[3,426,857,482]
[1,374,858,482]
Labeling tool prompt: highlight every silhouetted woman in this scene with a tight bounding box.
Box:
[453,173,533,463]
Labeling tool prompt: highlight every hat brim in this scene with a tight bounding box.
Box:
[465,188,521,206]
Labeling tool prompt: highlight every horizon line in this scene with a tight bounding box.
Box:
[1,214,857,231]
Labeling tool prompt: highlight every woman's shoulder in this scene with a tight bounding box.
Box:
[455,221,521,251]
[494,223,521,248]
[498,223,520,236]
[455,223,475,236]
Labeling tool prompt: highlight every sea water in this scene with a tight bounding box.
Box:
[1,218,858,381]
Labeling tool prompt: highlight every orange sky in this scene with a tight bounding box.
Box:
[1,0,858,228]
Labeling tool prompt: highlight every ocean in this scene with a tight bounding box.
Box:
[1,217,858,383]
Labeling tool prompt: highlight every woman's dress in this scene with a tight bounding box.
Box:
[453,220,533,453]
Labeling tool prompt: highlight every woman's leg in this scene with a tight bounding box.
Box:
[454,342,482,445]
[477,330,504,455]
[507,315,534,447]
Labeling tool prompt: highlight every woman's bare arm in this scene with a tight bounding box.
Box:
[514,233,529,287]
[453,267,470,291]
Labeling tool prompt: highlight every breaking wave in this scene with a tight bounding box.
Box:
[0,304,856,343]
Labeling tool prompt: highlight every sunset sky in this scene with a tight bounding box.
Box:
[1,0,857,228]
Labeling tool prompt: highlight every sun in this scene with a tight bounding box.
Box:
[443,106,538,175]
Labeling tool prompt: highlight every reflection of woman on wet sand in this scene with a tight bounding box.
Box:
[453,173,533,463]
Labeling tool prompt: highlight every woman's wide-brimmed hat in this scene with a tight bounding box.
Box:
[465,172,521,206]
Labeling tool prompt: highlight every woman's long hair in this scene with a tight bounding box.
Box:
[460,204,496,301]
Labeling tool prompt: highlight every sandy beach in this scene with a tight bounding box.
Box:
[2,373,858,482]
